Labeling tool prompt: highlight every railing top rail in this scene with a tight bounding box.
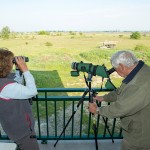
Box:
[37,88,114,92]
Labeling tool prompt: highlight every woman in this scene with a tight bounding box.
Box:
[0,48,39,150]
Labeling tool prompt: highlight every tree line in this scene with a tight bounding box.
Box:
[0,26,142,40]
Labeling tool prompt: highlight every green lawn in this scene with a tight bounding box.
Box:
[1,32,150,132]
[1,32,150,88]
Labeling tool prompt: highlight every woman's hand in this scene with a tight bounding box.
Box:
[15,56,28,72]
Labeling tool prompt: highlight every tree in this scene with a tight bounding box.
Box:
[0,26,10,39]
[130,32,141,39]
[38,30,49,35]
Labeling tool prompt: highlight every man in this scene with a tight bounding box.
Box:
[0,48,39,150]
[89,50,150,150]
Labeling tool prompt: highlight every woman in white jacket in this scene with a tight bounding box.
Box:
[0,48,39,150]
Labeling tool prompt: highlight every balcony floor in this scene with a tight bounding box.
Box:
[0,139,122,150]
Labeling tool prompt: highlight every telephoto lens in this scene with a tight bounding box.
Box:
[12,56,29,63]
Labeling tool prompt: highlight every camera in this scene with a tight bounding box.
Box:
[12,56,29,64]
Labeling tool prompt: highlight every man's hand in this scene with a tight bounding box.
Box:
[88,102,98,114]
[93,96,104,102]
[15,56,28,72]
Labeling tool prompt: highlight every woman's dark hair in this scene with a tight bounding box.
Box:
[0,48,14,77]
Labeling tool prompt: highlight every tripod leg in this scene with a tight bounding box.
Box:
[92,122,98,150]
[54,111,76,147]
[54,90,89,147]
[97,101,114,143]
[89,88,99,150]
[102,117,114,143]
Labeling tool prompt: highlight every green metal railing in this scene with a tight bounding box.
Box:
[0,88,123,142]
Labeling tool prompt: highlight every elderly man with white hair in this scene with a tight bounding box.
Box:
[89,50,150,150]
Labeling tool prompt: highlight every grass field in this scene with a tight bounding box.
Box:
[0,32,150,89]
[1,32,150,134]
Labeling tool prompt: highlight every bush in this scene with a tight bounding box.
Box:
[130,32,141,39]
[38,30,49,35]
[56,32,62,36]
[119,35,123,38]
[79,32,83,36]
[1,26,10,39]
[45,42,53,46]
[69,31,76,35]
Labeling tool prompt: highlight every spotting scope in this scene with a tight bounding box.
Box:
[71,61,115,78]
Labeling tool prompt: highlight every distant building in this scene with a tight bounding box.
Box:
[100,41,117,49]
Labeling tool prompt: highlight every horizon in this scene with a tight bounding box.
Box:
[8,30,150,33]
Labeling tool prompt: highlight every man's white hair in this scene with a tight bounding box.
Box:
[111,50,138,68]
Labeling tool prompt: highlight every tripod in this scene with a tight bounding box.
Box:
[54,73,114,149]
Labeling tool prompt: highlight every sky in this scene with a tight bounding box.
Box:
[0,0,150,32]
